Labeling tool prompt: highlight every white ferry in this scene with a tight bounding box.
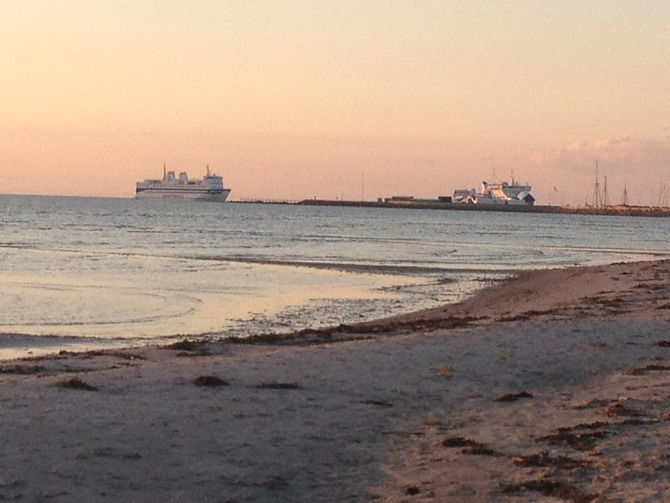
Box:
[453,177,535,206]
[135,165,231,202]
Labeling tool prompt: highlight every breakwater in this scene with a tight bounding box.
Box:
[294,199,670,217]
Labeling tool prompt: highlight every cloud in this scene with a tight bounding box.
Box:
[533,137,670,175]
[530,137,670,205]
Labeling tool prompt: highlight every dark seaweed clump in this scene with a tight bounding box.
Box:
[501,478,597,503]
[56,377,97,391]
[194,375,229,387]
[493,391,534,402]
[255,382,303,390]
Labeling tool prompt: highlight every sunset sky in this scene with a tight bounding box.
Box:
[1,1,669,205]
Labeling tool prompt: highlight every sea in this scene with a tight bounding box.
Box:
[1,194,669,359]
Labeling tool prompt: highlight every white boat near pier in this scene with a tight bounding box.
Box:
[453,177,535,206]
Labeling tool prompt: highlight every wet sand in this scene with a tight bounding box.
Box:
[0,260,669,502]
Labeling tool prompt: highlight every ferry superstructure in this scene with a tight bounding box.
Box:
[453,177,535,206]
[135,165,231,202]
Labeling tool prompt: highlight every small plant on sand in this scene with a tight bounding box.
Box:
[422,416,443,427]
[497,347,514,366]
[437,364,452,378]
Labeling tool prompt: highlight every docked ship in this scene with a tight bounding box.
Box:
[453,177,535,206]
[135,165,231,202]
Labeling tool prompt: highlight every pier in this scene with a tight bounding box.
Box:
[233,198,670,217]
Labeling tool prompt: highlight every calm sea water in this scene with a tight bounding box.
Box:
[1,195,668,359]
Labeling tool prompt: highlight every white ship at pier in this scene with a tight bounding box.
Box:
[453,177,535,206]
[135,165,231,202]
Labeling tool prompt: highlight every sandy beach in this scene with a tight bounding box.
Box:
[1,259,669,502]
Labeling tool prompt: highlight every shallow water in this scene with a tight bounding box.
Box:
[1,195,668,358]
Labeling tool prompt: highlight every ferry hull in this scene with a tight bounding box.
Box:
[135,189,231,202]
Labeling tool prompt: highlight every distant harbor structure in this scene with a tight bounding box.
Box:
[451,177,535,206]
[380,176,535,207]
[135,165,231,202]
[230,170,669,217]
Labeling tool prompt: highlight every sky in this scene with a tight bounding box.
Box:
[1,1,669,205]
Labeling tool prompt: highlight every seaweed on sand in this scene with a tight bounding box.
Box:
[361,399,393,407]
[492,391,533,402]
[162,339,211,357]
[226,316,480,346]
[501,478,597,503]
[537,428,609,451]
[511,451,589,469]
[602,400,643,418]
[440,437,476,448]
[440,437,502,456]
[56,377,97,391]
[0,365,47,375]
[624,364,670,376]
[194,375,229,387]
[255,382,303,390]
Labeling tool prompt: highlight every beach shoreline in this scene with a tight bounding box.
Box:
[1,259,669,502]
